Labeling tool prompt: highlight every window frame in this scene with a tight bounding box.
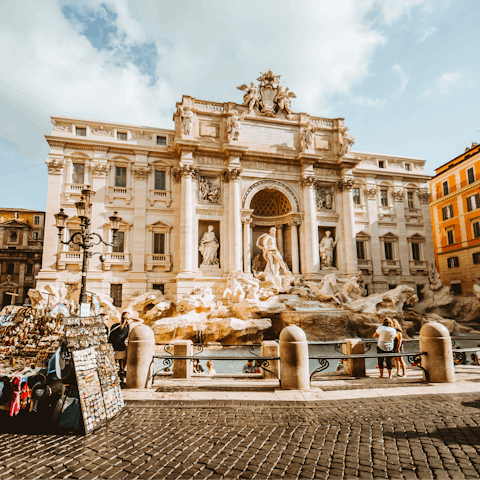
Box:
[442,204,454,221]
[446,228,455,245]
[117,131,127,141]
[473,220,480,239]
[378,160,385,169]
[356,240,366,260]
[112,231,125,253]
[115,166,127,188]
[34,216,40,225]
[447,256,459,268]
[352,187,361,205]
[407,191,415,209]
[155,169,166,191]
[76,127,87,137]
[467,166,475,185]
[405,163,411,172]
[72,162,85,185]
[156,135,167,146]
[442,180,449,196]
[384,241,394,260]
[473,252,480,265]
[467,193,480,212]
[380,189,389,207]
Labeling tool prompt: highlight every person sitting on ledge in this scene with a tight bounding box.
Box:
[243,360,256,374]
[206,360,216,375]
[373,318,397,379]
[193,359,204,373]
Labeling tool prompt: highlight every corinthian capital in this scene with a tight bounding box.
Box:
[91,162,110,177]
[133,166,150,179]
[300,175,316,187]
[337,179,354,191]
[223,168,242,182]
[45,157,64,174]
[172,165,198,183]
[419,191,431,204]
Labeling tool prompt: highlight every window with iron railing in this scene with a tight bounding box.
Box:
[433,172,480,200]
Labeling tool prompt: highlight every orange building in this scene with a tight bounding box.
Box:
[430,143,480,294]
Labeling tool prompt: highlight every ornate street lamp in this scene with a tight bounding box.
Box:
[55,189,122,311]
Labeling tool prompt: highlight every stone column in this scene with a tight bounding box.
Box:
[290,221,300,275]
[38,155,65,281]
[339,179,358,274]
[276,224,284,258]
[178,166,197,273]
[393,188,410,276]
[301,175,320,278]
[242,216,252,273]
[18,262,26,303]
[419,191,436,264]
[130,164,149,274]
[366,186,383,284]
[225,168,243,273]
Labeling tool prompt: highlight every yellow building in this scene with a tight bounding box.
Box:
[0,208,45,307]
[430,143,480,294]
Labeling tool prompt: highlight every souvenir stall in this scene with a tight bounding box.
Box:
[0,300,124,434]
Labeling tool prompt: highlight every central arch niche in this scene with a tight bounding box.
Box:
[250,188,294,270]
[250,188,292,217]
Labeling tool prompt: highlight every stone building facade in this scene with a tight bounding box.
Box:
[38,72,434,305]
[429,142,480,294]
[0,208,45,307]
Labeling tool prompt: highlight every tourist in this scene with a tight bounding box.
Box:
[243,360,256,374]
[254,360,262,373]
[193,359,204,373]
[206,360,216,375]
[392,319,407,377]
[108,312,130,382]
[373,318,397,379]
[475,345,480,365]
[336,359,345,372]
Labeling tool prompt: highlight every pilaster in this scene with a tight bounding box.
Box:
[300,174,320,278]
[338,177,358,274]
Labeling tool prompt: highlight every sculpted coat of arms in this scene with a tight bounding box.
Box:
[237,69,296,117]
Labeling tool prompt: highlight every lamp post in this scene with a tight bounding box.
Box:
[54,187,122,309]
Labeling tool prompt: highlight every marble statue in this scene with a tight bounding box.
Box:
[199,226,220,266]
[317,188,333,211]
[319,231,337,269]
[223,275,245,302]
[238,273,261,301]
[178,105,194,136]
[236,82,259,112]
[199,177,220,203]
[256,227,293,292]
[300,121,317,151]
[339,125,355,155]
[275,86,296,115]
[227,111,246,141]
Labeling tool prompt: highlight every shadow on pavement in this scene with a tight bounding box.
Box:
[384,426,480,445]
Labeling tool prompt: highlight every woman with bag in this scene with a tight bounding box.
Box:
[108,312,130,382]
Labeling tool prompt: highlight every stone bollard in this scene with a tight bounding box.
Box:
[279,325,310,390]
[419,322,455,383]
[173,340,193,379]
[342,339,366,377]
[261,340,280,380]
[126,325,155,388]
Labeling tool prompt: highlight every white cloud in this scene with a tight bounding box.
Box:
[392,64,409,94]
[353,96,387,108]
[418,26,438,43]
[421,71,462,97]
[374,0,435,25]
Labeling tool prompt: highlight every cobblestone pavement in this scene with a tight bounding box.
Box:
[1,393,480,479]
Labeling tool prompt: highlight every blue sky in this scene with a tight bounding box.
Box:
[1,0,479,210]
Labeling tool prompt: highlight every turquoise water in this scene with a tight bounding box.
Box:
[154,337,480,375]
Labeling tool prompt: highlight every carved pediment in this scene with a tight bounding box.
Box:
[147,220,172,231]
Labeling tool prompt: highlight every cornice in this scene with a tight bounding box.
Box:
[46,139,66,148]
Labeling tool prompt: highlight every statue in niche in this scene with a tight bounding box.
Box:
[178,105,194,136]
[256,227,294,292]
[198,177,220,203]
[227,110,246,141]
[236,82,259,112]
[317,187,333,211]
[199,225,220,266]
[300,121,317,151]
[319,231,338,269]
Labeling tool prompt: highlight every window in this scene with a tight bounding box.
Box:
[9,231,18,243]
[447,256,459,268]
[473,252,480,264]
[110,284,123,307]
[69,229,82,251]
[33,232,38,240]
[467,193,480,212]
[451,282,462,295]
[388,285,397,290]
[72,163,85,184]
[405,164,411,171]
[352,187,361,205]
[442,204,454,220]
[112,231,125,253]
[407,192,414,209]
[76,127,86,136]
[446,228,455,245]
[6,263,14,275]
[356,241,366,260]
[26,264,33,274]
[153,233,165,254]
[411,243,421,261]
[473,221,480,239]
[155,170,166,191]
[379,160,385,169]
[442,181,449,196]
[34,216,40,225]
[115,167,127,188]
[380,189,388,207]
[153,284,165,294]
[467,167,475,185]
[157,136,166,146]
[384,242,394,260]
[117,132,127,141]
